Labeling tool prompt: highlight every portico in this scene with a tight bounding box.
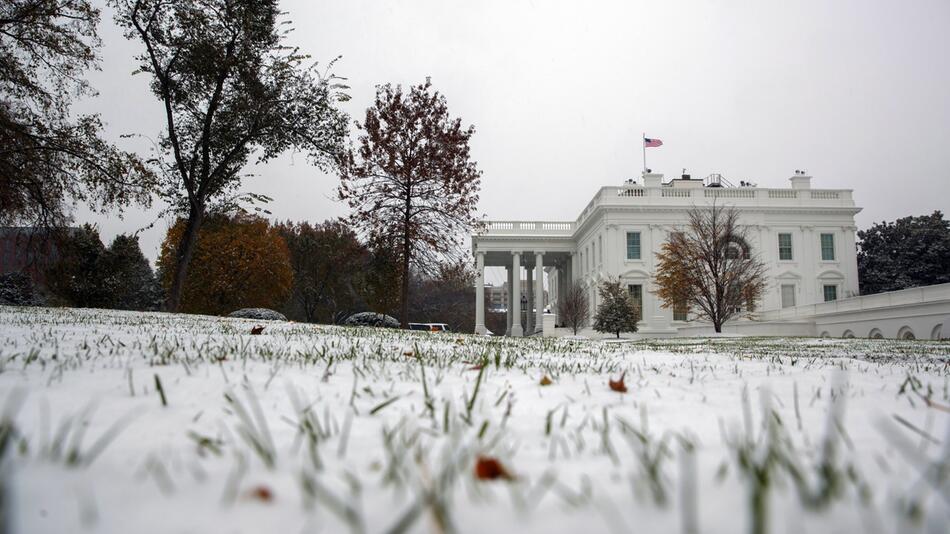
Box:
[473,235,574,336]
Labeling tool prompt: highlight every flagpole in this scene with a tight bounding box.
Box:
[642,132,646,175]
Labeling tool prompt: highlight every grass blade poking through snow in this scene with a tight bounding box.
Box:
[224,386,276,469]
[465,361,486,425]
[154,374,167,407]
[370,395,402,416]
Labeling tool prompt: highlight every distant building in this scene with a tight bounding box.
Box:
[0,227,64,285]
[484,282,548,313]
[471,172,949,340]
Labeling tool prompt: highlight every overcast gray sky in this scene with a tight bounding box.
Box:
[77,0,950,287]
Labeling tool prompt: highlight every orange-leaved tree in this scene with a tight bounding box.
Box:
[158,213,293,316]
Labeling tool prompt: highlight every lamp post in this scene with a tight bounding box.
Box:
[521,294,528,335]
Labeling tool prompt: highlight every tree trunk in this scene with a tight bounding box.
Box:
[399,233,411,329]
[166,206,204,312]
[714,319,723,333]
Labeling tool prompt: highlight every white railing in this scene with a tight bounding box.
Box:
[481,220,575,235]
[661,189,691,197]
[705,188,755,198]
[758,282,950,321]
[482,185,856,237]
[618,187,645,197]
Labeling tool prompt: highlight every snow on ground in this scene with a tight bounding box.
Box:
[0,306,948,534]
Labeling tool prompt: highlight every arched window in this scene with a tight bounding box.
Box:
[723,235,751,260]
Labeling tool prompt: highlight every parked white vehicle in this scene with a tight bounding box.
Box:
[408,322,451,332]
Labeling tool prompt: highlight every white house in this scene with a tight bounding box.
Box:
[472,172,949,340]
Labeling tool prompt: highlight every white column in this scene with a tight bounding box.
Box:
[526,263,534,334]
[511,252,523,336]
[506,265,512,335]
[535,252,544,335]
[801,225,814,304]
[567,252,574,285]
[475,251,486,334]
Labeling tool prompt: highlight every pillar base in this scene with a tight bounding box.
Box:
[475,324,487,335]
[510,325,524,337]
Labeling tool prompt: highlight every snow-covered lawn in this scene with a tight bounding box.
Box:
[0,306,948,534]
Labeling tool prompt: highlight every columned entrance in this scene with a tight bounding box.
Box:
[473,247,573,336]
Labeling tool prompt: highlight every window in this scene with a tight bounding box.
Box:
[778,233,793,261]
[781,284,796,308]
[627,284,643,313]
[820,233,835,261]
[823,284,837,302]
[725,244,741,260]
[626,232,641,260]
[673,301,688,321]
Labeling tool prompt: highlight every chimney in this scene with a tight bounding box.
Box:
[643,172,663,187]
[789,172,811,190]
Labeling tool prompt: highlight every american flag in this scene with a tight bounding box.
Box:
[644,137,663,148]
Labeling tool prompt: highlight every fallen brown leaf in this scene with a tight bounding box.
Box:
[609,371,628,393]
[247,484,273,502]
[540,375,553,386]
[250,325,264,335]
[474,456,513,481]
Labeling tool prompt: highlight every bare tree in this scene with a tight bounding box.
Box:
[558,282,590,335]
[654,203,767,333]
[337,79,482,328]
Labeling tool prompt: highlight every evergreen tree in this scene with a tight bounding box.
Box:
[46,224,109,307]
[857,211,950,295]
[593,278,639,338]
[102,234,163,311]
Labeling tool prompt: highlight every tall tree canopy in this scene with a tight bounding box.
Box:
[0,0,154,228]
[654,204,767,333]
[277,219,367,324]
[111,0,349,311]
[337,79,482,327]
[858,211,950,295]
[157,213,293,316]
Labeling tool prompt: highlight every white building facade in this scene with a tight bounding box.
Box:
[473,172,867,337]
